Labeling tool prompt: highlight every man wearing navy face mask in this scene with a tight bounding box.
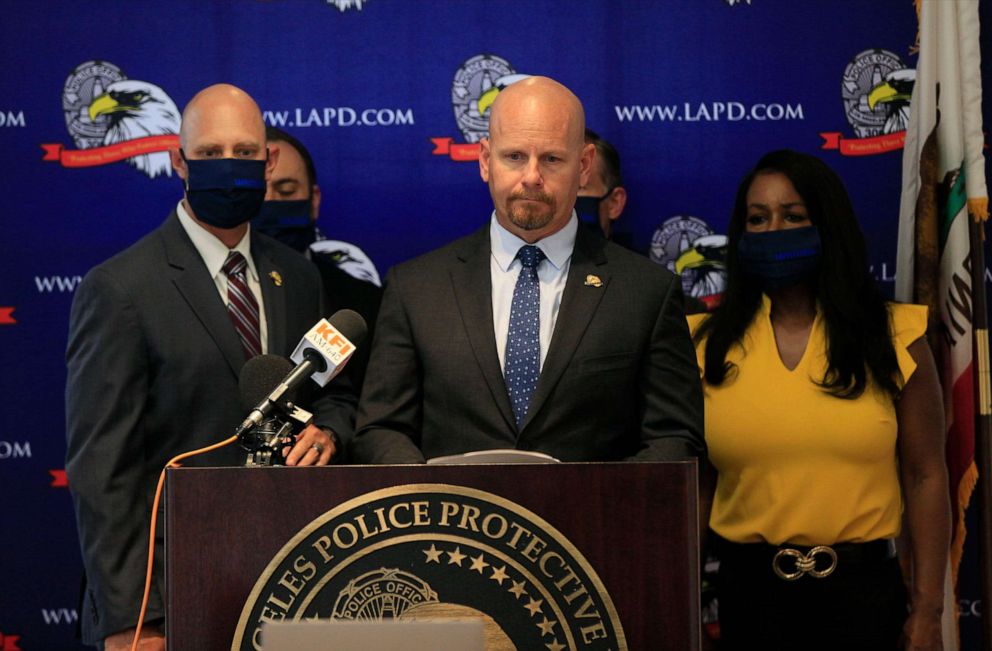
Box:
[574,129,627,240]
[252,127,321,252]
[252,127,382,389]
[65,84,356,650]
[576,130,708,315]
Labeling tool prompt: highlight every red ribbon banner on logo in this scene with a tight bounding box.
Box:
[819,131,906,157]
[49,470,68,488]
[40,134,179,168]
[0,307,15,325]
[0,632,23,651]
[430,137,481,162]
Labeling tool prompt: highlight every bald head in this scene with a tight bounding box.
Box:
[488,76,586,151]
[179,83,265,150]
[479,76,594,243]
[171,83,274,176]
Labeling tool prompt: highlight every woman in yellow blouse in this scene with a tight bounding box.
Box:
[689,150,949,650]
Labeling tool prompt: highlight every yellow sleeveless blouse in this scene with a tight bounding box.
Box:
[688,297,927,545]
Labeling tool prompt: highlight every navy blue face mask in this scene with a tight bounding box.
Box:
[181,150,267,229]
[737,226,821,290]
[252,199,316,253]
[574,193,608,226]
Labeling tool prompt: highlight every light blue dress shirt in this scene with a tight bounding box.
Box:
[490,212,577,373]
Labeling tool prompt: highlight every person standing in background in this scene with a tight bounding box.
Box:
[689,150,949,650]
[253,126,382,390]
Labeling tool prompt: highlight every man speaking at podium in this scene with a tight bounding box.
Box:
[353,77,703,464]
[65,84,356,650]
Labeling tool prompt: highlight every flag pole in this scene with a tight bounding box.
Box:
[968,214,992,650]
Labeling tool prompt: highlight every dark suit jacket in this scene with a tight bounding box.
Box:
[352,223,704,464]
[65,212,355,644]
[311,252,382,392]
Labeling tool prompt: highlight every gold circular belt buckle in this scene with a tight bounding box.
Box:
[772,545,838,580]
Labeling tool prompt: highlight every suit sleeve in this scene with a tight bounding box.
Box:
[630,275,706,461]
[304,262,359,453]
[350,267,427,464]
[310,373,358,451]
[65,267,162,641]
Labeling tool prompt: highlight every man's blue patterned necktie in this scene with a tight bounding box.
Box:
[504,244,545,428]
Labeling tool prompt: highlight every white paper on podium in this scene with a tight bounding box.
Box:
[426,449,560,465]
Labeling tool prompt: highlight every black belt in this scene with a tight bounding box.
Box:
[716,537,894,581]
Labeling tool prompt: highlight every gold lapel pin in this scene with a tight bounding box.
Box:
[269,271,283,287]
[584,274,603,288]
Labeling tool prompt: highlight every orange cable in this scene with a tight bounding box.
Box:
[130,435,238,651]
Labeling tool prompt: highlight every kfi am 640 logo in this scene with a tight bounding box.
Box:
[819,48,914,157]
[430,54,530,162]
[40,61,180,178]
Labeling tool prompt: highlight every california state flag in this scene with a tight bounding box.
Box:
[895,0,988,648]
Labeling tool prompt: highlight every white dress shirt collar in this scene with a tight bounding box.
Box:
[176,200,258,282]
[489,211,578,272]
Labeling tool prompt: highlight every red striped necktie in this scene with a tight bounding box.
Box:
[222,251,262,360]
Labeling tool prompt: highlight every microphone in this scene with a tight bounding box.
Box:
[238,355,294,414]
[289,308,367,386]
[236,354,311,458]
[234,310,368,438]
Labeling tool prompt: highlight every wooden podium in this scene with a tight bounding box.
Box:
[165,462,699,650]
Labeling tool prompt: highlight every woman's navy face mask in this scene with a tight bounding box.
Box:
[737,225,821,290]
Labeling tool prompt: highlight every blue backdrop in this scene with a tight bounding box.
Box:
[1,1,989,648]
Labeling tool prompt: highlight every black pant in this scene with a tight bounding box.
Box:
[716,539,908,650]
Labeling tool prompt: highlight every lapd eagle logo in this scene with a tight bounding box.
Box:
[326,0,368,10]
[842,49,910,139]
[88,80,180,178]
[59,61,180,179]
[866,68,916,135]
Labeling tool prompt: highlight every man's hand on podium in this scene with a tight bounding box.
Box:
[283,424,337,466]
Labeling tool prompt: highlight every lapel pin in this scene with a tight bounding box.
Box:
[269,271,283,287]
[584,274,603,288]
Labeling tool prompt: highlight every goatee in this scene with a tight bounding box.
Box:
[507,192,555,231]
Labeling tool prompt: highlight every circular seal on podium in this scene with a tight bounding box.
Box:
[231,484,626,651]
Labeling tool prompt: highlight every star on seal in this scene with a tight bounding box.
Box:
[422,544,443,563]
[490,565,509,585]
[537,616,558,636]
[446,546,466,566]
[524,597,544,617]
[469,553,489,574]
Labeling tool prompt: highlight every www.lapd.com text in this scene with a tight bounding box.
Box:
[615,101,805,123]
[264,107,415,128]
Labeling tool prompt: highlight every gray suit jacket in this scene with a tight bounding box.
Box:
[352,223,704,464]
[65,212,355,644]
